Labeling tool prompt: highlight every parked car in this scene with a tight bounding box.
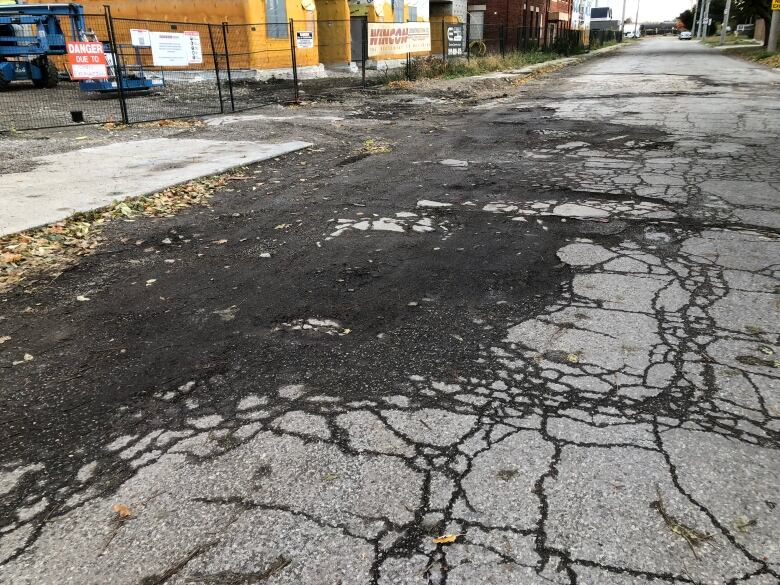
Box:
[680,31,692,40]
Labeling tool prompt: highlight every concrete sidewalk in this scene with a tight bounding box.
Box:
[0,138,310,236]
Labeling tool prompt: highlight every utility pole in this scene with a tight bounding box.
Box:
[697,0,704,36]
[719,0,732,45]
[769,7,779,53]
[620,0,627,28]
[698,0,711,37]
[634,0,640,36]
[692,0,700,36]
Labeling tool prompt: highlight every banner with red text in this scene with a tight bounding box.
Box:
[367,22,431,58]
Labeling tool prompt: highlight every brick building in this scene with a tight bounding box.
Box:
[466,0,573,46]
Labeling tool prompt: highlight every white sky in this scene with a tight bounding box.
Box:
[594,0,695,23]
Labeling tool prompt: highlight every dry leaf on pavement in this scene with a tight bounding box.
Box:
[112,503,133,519]
[432,534,459,544]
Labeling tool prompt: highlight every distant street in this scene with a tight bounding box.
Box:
[1,38,778,584]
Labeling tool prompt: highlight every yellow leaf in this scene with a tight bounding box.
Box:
[1,252,23,264]
[112,503,132,519]
[274,224,291,230]
[432,534,459,544]
[567,353,580,364]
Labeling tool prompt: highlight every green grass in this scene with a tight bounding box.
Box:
[701,35,760,46]
[402,50,568,81]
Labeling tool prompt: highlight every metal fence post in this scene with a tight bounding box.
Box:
[465,13,471,60]
[289,19,300,103]
[221,22,235,112]
[103,5,128,124]
[362,18,367,89]
[208,24,224,114]
[499,24,505,57]
[441,20,446,60]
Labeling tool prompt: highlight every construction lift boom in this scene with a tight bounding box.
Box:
[0,2,86,89]
[0,1,162,92]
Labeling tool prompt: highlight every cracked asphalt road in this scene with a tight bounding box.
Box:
[1,38,779,584]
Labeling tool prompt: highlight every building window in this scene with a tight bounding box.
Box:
[266,0,288,38]
[393,0,404,23]
[469,10,484,40]
[408,6,417,21]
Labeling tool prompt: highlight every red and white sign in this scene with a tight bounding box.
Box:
[66,42,109,80]
[367,23,430,58]
[184,31,203,64]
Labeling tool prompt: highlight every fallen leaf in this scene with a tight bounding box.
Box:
[112,503,132,519]
[274,224,291,230]
[76,295,90,302]
[432,534,459,544]
[567,352,581,364]
[0,336,10,344]
[759,346,774,356]
[322,472,339,481]
[145,279,157,286]
[735,515,756,533]
[1,252,24,264]
[116,203,135,218]
[12,353,34,366]
[214,239,228,245]
[75,136,89,140]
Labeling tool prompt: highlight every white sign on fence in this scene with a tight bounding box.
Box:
[367,22,431,58]
[130,29,152,47]
[296,31,314,49]
[150,32,190,67]
[184,31,203,64]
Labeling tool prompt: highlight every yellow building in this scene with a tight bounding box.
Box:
[25,0,434,69]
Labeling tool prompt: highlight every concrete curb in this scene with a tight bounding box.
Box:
[1,139,312,237]
[453,42,626,83]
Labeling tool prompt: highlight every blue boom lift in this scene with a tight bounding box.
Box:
[0,1,162,92]
[0,2,86,89]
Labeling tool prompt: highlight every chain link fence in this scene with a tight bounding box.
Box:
[1,7,622,133]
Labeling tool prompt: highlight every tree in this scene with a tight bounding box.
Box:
[624,17,633,24]
[733,0,773,46]
[677,9,694,30]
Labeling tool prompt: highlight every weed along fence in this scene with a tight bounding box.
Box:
[0,5,620,132]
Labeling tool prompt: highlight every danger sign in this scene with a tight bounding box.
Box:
[66,42,108,80]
